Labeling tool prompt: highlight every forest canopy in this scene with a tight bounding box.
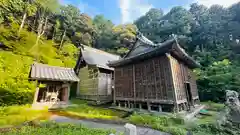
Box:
[1,0,240,105]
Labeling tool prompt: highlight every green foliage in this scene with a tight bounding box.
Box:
[1,122,115,135]
[196,59,240,102]
[192,123,240,135]
[0,105,48,126]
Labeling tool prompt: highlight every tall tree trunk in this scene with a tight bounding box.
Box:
[52,26,55,42]
[30,16,48,55]
[18,12,27,35]
[60,29,66,49]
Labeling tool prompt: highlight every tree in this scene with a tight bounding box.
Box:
[134,8,164,42]
[58,5,81,48]
[28,0,60,61]
[18,0,37,34]
[113,24,137,47]
[93,15,115,49]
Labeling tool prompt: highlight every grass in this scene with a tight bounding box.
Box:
[202,101,225,111]
[0,105,48,127]
[127,113,186,135]
[196,101,225,125]
[61,99,127,120]
[0,122,116,135]
[0,100,227,135]
[62,100,227,135]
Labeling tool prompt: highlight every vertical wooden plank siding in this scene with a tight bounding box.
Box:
[168,55,187,101]
[78,66,99,101]
[167,53,178,105]
[164,55,175,100]
[188,69,199,98]
[179,61,199,99]
[133,64,136,103]
[114,65,134,99]
[115,55,175,103]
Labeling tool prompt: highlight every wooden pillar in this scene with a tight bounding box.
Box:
[76,81,80,96]
[133,65,136,107]
[125,102,127,108]
[183,102,187,111]
[158,105,162,112]
[128,101,130,108]
[139,103,142,110]
[113,72,116,105]
[118,102,121,107]
[67,83,70,103]
[174,103,179,113]
[33,81,40,103]
[62,83,70,103]
[147,102,151,111]
[33,87,39,103]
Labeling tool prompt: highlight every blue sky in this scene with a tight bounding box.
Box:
[60,0,240,24]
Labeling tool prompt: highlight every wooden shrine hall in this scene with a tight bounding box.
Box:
[108,33,200,112]
[29,63,79,109]
[75,45,120,104]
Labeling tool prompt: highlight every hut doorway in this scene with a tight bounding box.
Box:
[37,84,69,103]
[185,82,193,106]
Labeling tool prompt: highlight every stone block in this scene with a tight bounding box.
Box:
[124,123,137,135]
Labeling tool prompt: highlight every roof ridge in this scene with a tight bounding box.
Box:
[33,62,73,70]
[82,45,120,58]
[136,33,159,47]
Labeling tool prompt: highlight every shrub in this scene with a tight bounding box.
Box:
[0,105,48,126]
[0,88,34,106]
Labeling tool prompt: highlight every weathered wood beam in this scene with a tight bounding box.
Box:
[115,97,175,104]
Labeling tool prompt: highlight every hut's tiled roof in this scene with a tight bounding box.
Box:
[30,63,79,82]
[81,45,120,70]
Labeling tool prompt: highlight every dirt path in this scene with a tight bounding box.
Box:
[50,115,170,135]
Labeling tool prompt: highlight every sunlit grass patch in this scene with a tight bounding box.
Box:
[63,99,127,120]
[0,105,48,127]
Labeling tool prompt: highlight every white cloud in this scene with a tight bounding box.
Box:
[119,0,153,24]
[195,0,240,7]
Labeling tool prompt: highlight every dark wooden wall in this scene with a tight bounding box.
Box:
[169,54,199,103]
[115,65,134,99]
[114,54,175,103]
[169,55,187,102]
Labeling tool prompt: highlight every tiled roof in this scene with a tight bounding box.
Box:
[81,45,120,70]
[108,34,200,69]
[30,63,79,82]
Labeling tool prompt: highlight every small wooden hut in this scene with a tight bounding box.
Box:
[74,45,120,104]
[108,33,200,112]
[29,63,79,109]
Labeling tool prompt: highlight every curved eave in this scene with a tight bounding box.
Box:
[108,39,200,69]
[108,39,175,67]
[171,43,201,69]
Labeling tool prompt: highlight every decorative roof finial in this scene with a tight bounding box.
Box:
[171,33,178,44]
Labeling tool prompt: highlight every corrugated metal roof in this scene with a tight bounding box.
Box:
[81,45,120,70]
[30,63,79,82]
